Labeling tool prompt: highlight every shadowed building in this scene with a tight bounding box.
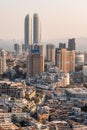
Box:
[46,44,55,63]
[59,43,66,49]
[68,38,76,50]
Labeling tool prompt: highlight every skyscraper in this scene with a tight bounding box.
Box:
[46,44,55,63]
[68,38,76,50]
[33,13,41,44]
[24,14,32,50]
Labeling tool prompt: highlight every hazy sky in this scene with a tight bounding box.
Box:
[0,0,87,41]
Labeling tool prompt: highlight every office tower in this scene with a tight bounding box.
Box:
[46,44,55,63]
[24,14,32,50]
[55,48,75,73]
[33,13,41,44]
[27,45,44,77]
[0,49,6,75]
[14,43,22,55]
[68,38,76,50]
[59,43,66,49]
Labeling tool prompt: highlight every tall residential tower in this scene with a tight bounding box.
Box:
[55,48,75,73]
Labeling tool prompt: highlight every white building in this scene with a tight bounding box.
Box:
[75,53,84,66]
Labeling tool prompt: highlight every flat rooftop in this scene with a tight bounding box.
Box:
[66,88,87,94]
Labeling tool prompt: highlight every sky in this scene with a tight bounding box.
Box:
[0,0,87,41]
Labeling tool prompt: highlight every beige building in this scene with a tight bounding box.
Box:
[0,49,6,75]
[55,48,75,73]
[27,45,44,77]
[46,44,55,63]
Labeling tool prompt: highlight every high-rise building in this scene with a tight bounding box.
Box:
[46,44,55,63]
[67,50,75,72]
[27,45,44,77]
[14,43,19,53]
[75,53,84,66]
[14,43,22,55]
[68,38,76,50]
[24,14,32,50]
[22,44,25,52]
[55,48,75,73]
[33,13,41,44]
[59,43,66,49]
[0,49,6,75]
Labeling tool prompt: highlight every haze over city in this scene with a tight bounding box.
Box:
[1,0,87,129]
[0,0,87,42]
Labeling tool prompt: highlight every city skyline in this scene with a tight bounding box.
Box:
[1,1,87,129]
[0,0,87,40]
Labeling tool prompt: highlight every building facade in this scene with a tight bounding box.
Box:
[46,44,55,63]
[27,45,44,77]
[68,38,76,50]
[55,48,75,73]
[75,53,84,66]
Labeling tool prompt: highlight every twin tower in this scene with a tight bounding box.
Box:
[24,13,41,50]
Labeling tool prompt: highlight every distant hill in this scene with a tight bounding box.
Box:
[76,37,87,52]
[0,39,13,51]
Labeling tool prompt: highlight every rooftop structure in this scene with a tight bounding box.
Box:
[66,88,87,99]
